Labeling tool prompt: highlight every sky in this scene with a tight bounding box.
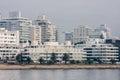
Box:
[0,0,120,40]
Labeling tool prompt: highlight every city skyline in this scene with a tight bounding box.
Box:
[0,0,120,38]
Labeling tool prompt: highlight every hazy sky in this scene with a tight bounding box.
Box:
[0,0,120,39]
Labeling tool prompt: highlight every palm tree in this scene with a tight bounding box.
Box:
[62,53,70,64]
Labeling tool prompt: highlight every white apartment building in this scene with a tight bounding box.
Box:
[0,28,19,45]
[76,38,119,62]
[95,24,111,39]
[30,25,41,45]
[33,15,58,43]
[0,45,21,62]
[22,41,86,63]
[73,25,91,44]
[0,11,32,41]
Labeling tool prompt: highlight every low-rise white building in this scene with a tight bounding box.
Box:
[23,41,86,63]
[76,38,119,62]
[0,28,19,46]
[0,45,21,62]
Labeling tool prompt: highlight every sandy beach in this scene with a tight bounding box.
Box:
[0,64,120,70]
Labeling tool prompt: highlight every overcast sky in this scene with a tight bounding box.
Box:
[0,0,120,39]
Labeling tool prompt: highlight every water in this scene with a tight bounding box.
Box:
[0,69,120,80]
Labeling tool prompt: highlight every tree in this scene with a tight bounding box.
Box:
[94,58,102,64]
[38,57,45,64]
[110,59,116,64]
[26,57,33,64]
[85,58,94,64]
[50,53,57,64]
[16,54,23,64]
[70,60,76,64]
[62,53,70,64]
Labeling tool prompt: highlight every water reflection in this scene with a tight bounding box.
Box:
[0,69,120,80]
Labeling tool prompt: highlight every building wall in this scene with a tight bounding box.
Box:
[0,46,21,61]
[33,15,58,43]
[30,25,41,44]
[0,12,32,41]
[23,42,86,63]
[0,28,19,45]
[73,25,91,44]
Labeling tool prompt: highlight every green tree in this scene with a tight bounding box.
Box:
[16,54,23,64]
[94,58,102,64]
[50,53,57,64]
[62,53,70,64]
[26,57,33,64]
[38,57,45,64]
[85,58,94,64]
[110,59,116,64]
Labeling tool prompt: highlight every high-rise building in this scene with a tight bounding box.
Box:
[9,11,22,18]
[95,24,111,39]
[73,25,91,44]
[33,15,58,43]
[30,25,41,44]
[0,11,32,41]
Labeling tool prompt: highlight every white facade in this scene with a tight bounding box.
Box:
[95,24,111,39]
[76,38,119,62]
[73,25,91,44]
[9,11,22,18]
[33,15,58,43]
[30,25,41,45]
[0,28,19,45]
[23,42,86,63]
[0,45,21,61]
[0,11,32,41]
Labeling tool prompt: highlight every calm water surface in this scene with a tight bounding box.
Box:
[0,69,120,80]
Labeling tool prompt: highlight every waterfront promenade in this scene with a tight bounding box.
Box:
[0,64,120,70]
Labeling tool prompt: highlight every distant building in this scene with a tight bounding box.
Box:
[0,45,21,62]
[30,25,41,45]
[65,32,73,42]
[0,11,32,41]
[73,25,91,44]
[0,28,19,46]
[22,41,86,63]
[95,24,111,39]
[33,15,58,43]
[75,38,119,62]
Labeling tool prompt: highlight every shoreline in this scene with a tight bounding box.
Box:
[0,64,120,70]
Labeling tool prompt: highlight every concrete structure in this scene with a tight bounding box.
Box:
[0,28,19,46]
[30,25,41,45]
[9,11,22,18]
[0,11,32,41]
[89,30,106,39]
[0,45,21,62]
[95,24,111,39]
[73,25,91,44]
[33,15,58,43]
[65,32,73,43]
[76,38,119,62]
[22,41,86,63]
